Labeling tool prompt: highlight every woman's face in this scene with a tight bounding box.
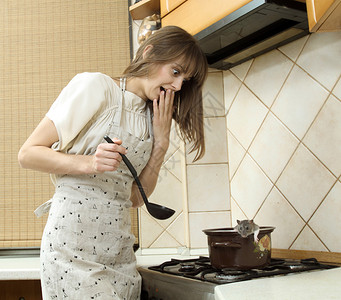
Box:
[143,60,191,101]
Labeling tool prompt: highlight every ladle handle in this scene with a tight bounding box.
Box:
[104,136,136,176]
[103,135,149,204]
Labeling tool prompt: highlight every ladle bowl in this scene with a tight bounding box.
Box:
[104,136,175,220]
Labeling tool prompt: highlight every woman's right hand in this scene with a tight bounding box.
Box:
[92,138,127,173]
[18,117,128,175]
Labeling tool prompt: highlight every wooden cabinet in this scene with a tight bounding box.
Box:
[160,0,253,35]
[306,0,341,32]
[0,280,42,300]
[160,0,187,17]
[129,0,160,20]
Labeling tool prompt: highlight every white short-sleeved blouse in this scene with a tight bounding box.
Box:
[46,72,150,154]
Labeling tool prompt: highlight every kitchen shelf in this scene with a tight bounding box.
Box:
[129,0,160,20]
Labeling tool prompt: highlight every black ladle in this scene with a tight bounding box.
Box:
[104,135,175,220]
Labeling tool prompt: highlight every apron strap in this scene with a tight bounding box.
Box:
[112,78,126,127]
[119,77,126,92]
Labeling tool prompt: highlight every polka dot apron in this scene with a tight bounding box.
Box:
[36,78,153,299]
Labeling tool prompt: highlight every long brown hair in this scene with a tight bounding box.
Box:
[123,26,208,161]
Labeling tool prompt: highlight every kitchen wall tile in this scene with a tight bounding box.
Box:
[149,166,183,227]
[255,187,305,249]
[333,77,341,100]
[296,32,341,91]
[223,70,242,114]
[150,230,182,248]
[272,65,329,139]
[230,196,247,225]
[189,211,231,248]
[202,72,225,117]
[231,154,273,219]
[227,85,268,149]
[276,144,336,221]
[278,35,309,62]
[290,226,328,252]
[249,112,299,182]
[244,49,293,108]
[187,164,230,212]
[164,120,181,163]
[230,59,253,81]
[304,95,341,177]
[223,32,341,254]
[187,117,228,164]
[309,181,341,252]
[164,148,183,181]
[140,209,166,248]
[227,130,246,179]
[166,212,186,246]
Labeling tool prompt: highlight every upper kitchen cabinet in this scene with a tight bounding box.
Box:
[306,0,341,32]
[161,0,254,35]
[160,0,187,17]
[129,0,160,20]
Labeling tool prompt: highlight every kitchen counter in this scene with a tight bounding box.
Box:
[0,252,197,280]
[0,256,40,280]
[215,267,341,300]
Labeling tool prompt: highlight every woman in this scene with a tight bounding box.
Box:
[18,26,208,299]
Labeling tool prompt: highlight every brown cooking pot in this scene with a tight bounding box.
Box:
[203,227,275,270]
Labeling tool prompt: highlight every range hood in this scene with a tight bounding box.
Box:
[194,0,309,70]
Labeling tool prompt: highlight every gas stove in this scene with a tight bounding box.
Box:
[138,256,338,300]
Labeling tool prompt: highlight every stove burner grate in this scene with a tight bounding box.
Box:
[178,262,197,273]
[147,257,338,285]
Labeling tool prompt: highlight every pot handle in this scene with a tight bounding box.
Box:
[211,241,241,248]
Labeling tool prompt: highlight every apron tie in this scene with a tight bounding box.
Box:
[34,198,53,218]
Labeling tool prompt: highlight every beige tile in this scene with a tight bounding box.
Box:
[227,130,246,179]
[150,230,182,248]
[223,70,242,114]
[304,95,341,177]
[249,113,299,182]
[276,144,336,221]
[164,120,181,162]
[230,196,248,225]
[189,211,231,248]
[244,49,293,107]
[255,188,305,249]
[297,32,341,91]
[187,164,230,212]
[333,77,341,100]
[166,212,186,246]
[187,117,228,164]
[164,148,182,181]
[272,65,329,139]
[309,181,341,252]
[231,154,273,218]
[202,72,225,117]
[139,208,165,248]
[208,68,218,73]
[290,226,328,252]
[226,85,268,149]
[149,166,183,227]
[230,59,253,81]
[278,35,309,62]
